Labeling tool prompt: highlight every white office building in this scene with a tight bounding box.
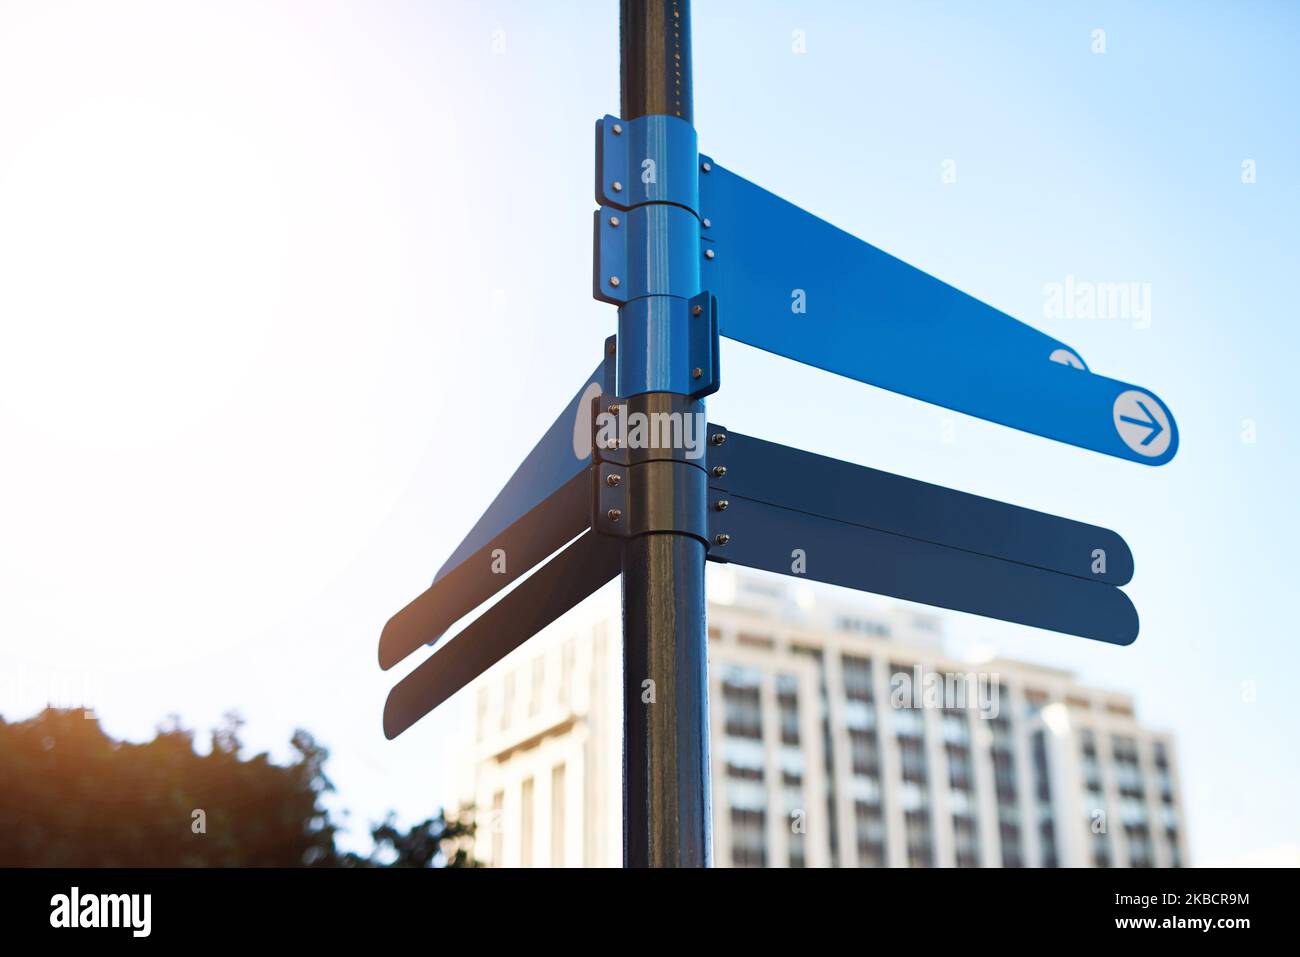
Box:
[456,568,1188,868]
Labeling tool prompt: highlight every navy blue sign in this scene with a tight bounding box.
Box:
[706,427,1138,645]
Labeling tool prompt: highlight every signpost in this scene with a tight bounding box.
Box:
[377,0,1178,868]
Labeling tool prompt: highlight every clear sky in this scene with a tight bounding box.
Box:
[1,1,1296,865]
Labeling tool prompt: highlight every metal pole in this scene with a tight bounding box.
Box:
[618,0,711,867]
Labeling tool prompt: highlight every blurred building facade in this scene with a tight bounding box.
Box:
[457,568,1188,868]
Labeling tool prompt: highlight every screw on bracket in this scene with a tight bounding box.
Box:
[710,432,726,446]
[711,465,727,477]
[714,533,730,546]
[606,473,622,487]
[607,508,623,522]
[714,499,729,511]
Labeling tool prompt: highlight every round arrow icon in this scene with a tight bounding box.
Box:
[1112,389,1172,457]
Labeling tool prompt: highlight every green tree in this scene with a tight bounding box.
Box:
[0,708,474,867]
[342,812,479,868]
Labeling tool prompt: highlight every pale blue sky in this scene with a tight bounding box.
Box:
[0,1,1295,865]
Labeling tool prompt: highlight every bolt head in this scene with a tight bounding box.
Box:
[609,216,620,227]
[714,533,730,546]
[692,304,703,316]
[692,367,703,379]
[701,161,712,173]
[715,499,729,511]
[606,473,621,487]
[702,218,712,228]
[712,465,727,477]
[607,508,622,522]
[612,123,623,135]
[612,181,623,192]
[609,276,621,288]
[608,404,620,415]
[704,249,715,260]
[710,432,726,446]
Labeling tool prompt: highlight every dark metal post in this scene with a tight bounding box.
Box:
[618,0,711,867]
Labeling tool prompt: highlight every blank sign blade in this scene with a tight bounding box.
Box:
[707,427,1133,585]
[433,341,615,585]
[699,161,1178,466]
[383,530,622,739]
[379,469,591,670]
[710,495,1139,646]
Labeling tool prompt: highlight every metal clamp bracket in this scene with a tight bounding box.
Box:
[599,292,720,397]
[594,203,702,305]
[595,114,700,214]
[593,458,708,543]
[590,392,713,466]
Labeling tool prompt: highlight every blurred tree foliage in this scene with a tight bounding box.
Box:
[0,707,475,867]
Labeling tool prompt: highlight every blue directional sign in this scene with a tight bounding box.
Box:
[378,0,1177,778]
[378,341,615,673]
[384,530,621,739]
[431,341,615,584]
[698,160,1179,466]
[705,428,1138,645]
[706,428,1133,586]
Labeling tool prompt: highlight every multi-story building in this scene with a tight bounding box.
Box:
[457,567,1188,868]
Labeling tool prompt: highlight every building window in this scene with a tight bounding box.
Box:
[520,777,534,868]
[776,672,800,746]
[842,655,875,702]
[855,800,885,867]
[490,790,504,866]
[850,729,880,777]
[793,645,841,867]
[1091,818,1112,868]
[904,809,933,867]
[953,815,979,868]
[1032,731,1057,867]
[551,764,565,867]
[836,616,890,638]
[998,815,1023,868]
[721,666,763,739]
[1024,688,1049,717]
[730,808,767,868]
[1112,735,1145,799]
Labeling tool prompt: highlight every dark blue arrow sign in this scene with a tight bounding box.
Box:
[432,339,615,583]
[379,469,591,670]
[707,428,1133,585]
[709,496,1137,645]
[698,161,1179,466]
[705,428,1138,645]
[378,339,614,679]
[384,530,622,739]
